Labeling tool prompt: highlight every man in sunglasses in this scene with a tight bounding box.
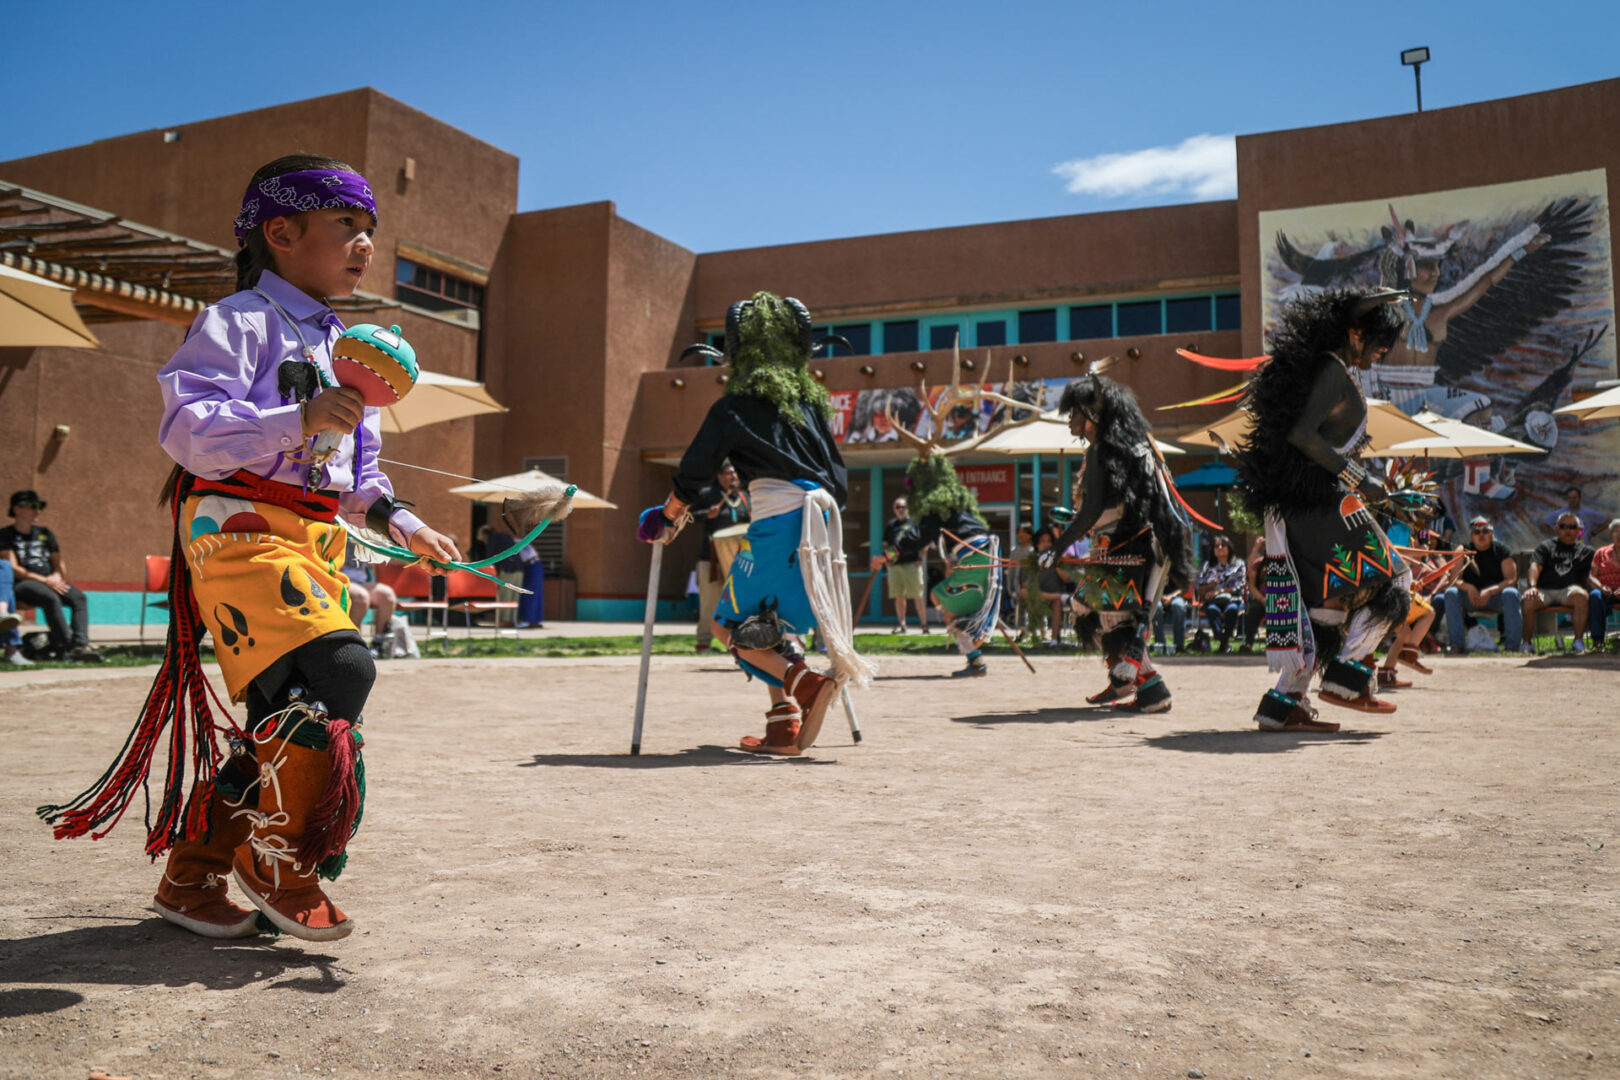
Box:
[1522,512,1598,654]
[1,490,99,661]
[1437,515,1521,653]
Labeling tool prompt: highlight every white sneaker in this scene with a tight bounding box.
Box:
[1572,639,1587,655]
[4,648,33,666]
[1519,642,1534,655]
[0,613,21,635]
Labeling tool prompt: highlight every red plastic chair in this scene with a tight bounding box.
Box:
[385,563,449,649]
[139,555,171,645]
[446,569,519,637]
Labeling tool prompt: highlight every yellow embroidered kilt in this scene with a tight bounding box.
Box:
[181,494,354,702]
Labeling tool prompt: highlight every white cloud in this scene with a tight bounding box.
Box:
[1053,134,1237,202]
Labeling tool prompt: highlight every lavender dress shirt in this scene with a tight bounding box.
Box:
[158,270,425,543]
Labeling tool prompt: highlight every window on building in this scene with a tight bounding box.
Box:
[975,321,1006,347]
[1068,304,1113,340]
[1165,296,1212,334]
[929,324,963,351]
[395,257,484,313]
[1018,308,1057,343]
[882,320,919,353]
[829,323,872,356]
[1116,300,1162,337]
[1215,293,1241,331]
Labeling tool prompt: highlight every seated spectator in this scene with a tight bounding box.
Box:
[344,550,401,658]
[1588,517,1620,647]
[1153,590,1189,654]
[1437,515,1521,653]
[1542,485,1608,539]
[0,556,31,665]
[1194,534,1246,652]
[1523,511,1597,653]
[1,490,98,662]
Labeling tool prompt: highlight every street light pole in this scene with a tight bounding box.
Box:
[1401,46,1430,113]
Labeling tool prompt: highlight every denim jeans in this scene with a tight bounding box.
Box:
[1202,597,1243,647]
[1590,588,1615,642]
[1439,585,1521,651]
[1153,595,1187,651]
[0,560,20,647]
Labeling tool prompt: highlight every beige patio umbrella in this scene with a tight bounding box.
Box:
[975,410,1185,456]
[1553,383,1620,422]
[380,369,506,433]
[1372,411,1546,458]
[1179,398,1438,453]
[449,468,617,510]
[0,262,99,347]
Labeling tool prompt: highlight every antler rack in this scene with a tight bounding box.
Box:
[886,336,1043,457]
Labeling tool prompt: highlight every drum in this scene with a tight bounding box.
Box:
[711,523,750,580]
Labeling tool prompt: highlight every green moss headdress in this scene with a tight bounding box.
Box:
[905,454,979,520]
[681,292,833,425]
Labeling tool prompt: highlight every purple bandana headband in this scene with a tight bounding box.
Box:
[232,169,377,244]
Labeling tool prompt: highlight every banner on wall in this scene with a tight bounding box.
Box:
[1259,168,1618,551]
[957,464,1016,503]
[839,378,1074,446]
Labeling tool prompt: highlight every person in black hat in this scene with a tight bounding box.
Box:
[1,490,98,661]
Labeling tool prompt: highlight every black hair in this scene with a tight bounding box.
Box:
[1264,286,1407,365]
[234,153,358,292]
[1236,287,1406,519]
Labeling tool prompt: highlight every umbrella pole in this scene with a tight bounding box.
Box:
[630,541,663,756]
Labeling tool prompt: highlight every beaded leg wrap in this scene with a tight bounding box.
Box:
[229,692,363,942]
[152,743,262,939]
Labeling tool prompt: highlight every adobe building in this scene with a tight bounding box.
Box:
[4,78,1616,626]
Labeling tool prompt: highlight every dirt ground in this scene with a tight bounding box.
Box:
[1,650,1615,1080]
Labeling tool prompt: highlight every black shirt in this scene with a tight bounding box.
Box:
[1460,539,1513,590]
[672,395,848,509]
[882,516,919,564]
[0,524,58,577]
[1532,538,1595,590]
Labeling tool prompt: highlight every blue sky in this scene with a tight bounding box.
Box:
[5,1,1617,252]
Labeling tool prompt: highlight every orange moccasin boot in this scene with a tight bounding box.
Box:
[153,762,260,939]
[740,702,803,755]
[231,714,356,942]
[785,662,837,751]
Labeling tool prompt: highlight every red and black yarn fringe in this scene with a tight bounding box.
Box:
[299,717,361,867]
[36,476,242,858]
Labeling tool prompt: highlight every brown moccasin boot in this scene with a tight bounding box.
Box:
[784,662,837,751]
[740,702,803,755]
[232,733,353,942]
[153,774,260,939]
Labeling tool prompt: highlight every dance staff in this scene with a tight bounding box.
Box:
[39,155,460,941]
[1234,287,1414,731]
[1044,374,1194,713]
[646,292,872,756]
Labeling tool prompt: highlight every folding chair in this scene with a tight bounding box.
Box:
[446,570,519,638]
[139,554,171,645]
[380,563,449,653]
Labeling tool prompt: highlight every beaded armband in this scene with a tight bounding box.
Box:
[1337,459,1368,491]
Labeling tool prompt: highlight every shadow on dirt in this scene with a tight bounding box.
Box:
[950,707,1113,726]
[1143,729,1387,753]
[0,918,345,1008]
[519,744,839,768]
